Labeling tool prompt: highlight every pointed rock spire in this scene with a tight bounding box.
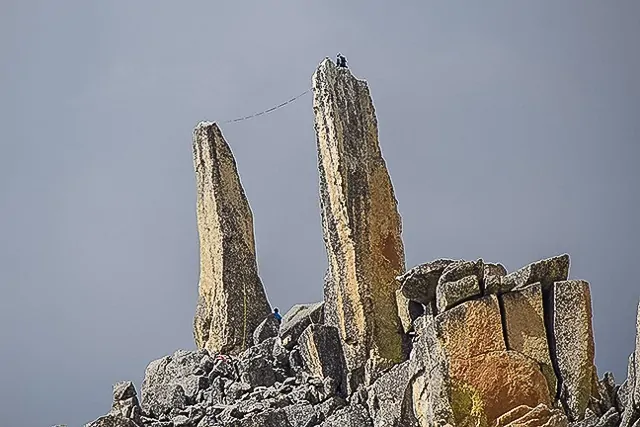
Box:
[192,122,271,354]
[312,58,406,388]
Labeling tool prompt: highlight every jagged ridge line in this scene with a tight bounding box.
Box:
[222,88,312,124]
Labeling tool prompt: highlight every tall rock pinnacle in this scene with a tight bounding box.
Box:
[312,58,406,387]
[192,122,271,355]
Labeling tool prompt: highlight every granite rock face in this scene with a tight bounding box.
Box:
[192,122,271,355]
[253,313,281,346]
[298,325,346,395]
[501,283,556,400]
[554,280,595,421]
[435,275,481,313]
[395,254,606,426]
[312,57,405,387]
[279,302,325,349]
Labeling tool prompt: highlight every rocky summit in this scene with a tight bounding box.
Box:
[313,57,406,391]
[83,58,640,427]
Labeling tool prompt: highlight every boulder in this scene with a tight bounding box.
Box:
[316,396,348,421]
[484,262,507,278]
[253,313,280,346]
[140,384,187,420]
[192,121,271,355]
[589,371,617,416]
[366,360,415,427]
[495,404,568,427]
[501,283,556,399]
[283,403,318,426]
[438,259,484,289]
[397,259,457,305]
[320,404,373,427]
[141,350,212,418]
[227,408,292,427]
[84,414,139,427]
[483,262,509,295]
[554,280,595,421]
[573,407,620,427]
[298,325,346,395]
[313,58,406,387]
[238,355,277,388]
[109,381,142,425]
[484,275,515,295]
[508,254,570,290]
[279,302,324,349]
[435,275,481,313]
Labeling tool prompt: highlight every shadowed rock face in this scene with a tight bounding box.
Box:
[312,57,406,387]
[192,122,271,355]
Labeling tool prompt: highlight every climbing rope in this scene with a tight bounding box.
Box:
[221,88,311,124]
[242,281,248,352]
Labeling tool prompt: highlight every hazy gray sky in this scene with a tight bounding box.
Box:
[1,1,639,426]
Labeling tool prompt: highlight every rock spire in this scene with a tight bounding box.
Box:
[192,122,271,355]
[312,58,406,388]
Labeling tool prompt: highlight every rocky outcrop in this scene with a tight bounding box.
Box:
[192,122,271,355]
[83,58,637,427]
[394,255,604,426]
[141,349,210,419]
[279,302,324,349]
[312,57,405,389]
[85,382,143,427]
[110,381,143,425]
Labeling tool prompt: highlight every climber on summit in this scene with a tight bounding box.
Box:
[273,307,282,322]
[336,53,347,68]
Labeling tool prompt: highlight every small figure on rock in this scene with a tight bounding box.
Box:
[273,307,282,322]
[336,53,347,68]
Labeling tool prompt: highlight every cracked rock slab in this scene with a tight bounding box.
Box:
[501,283,556,400]
[298,325,346,395]
[554,280,595,421]
[436,275,481,313]
[509,254,570,291]
[279,302,324,349]
[398,259,457,305]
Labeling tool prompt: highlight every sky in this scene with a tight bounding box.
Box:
[1,1,639,426]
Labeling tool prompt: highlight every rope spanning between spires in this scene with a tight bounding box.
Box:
[221,88,312,124]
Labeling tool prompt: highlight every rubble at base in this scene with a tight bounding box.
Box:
[85,252,639,427]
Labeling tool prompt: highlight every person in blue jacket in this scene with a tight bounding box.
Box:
[273,307,282,322]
